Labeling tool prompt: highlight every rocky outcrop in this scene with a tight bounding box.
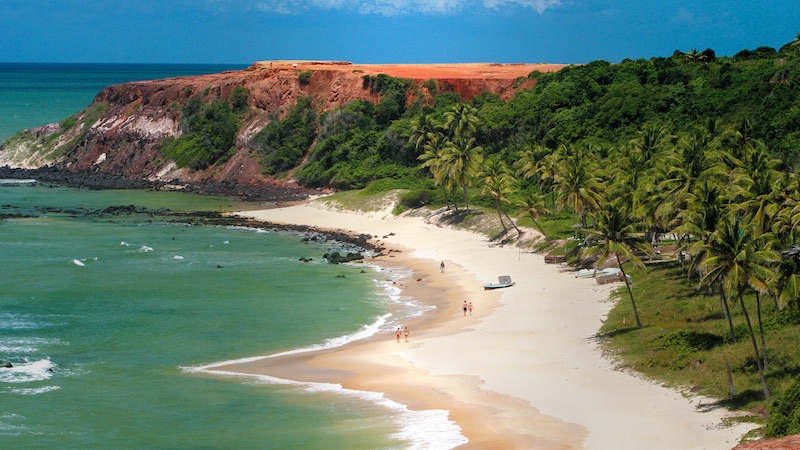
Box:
[0,61,565,193]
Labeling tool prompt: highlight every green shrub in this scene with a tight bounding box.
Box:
[765,376,800,437]
[298,70,313,85]
[399,189,431,209]
[230,86,249,113]
[162,98,240,170]
[251,96,317,174]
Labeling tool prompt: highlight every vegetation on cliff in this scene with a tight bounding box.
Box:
[162,92,246,170]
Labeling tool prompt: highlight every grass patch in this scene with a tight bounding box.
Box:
[598,263,800,422]
[314,189,404,213]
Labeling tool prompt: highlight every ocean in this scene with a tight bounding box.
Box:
[0,63,247,143]
[0,65,462,448]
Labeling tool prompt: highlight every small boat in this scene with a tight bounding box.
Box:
[484,275,515,290]
[575,267,621,278]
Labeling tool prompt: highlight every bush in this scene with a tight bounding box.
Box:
[163,99,240,170]
[230,86,249,113]
[251,96,317,174]
[298,71,313,85]
[399,189,431,209]
[766,375,800,437]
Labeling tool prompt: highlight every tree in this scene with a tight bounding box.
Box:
[583,199,651,329]
[443,103,480,139]
[441,136,484,212]
[418,132,455,211]
[552,144,604,228]
[516,189,550,239]
[480,157,521,235]
[699,217,779,399]
[408,114,440,154]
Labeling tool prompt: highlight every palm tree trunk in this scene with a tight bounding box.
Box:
[756,292,767,371]
[726,360,737,397]
[718,283,736,343]
[738,290,770,399]
[529,214,548,239]
[495,196,507,232]
[616,254,642,329]
[440,184,451,211]
[462,183,469,212]
[502,210,522,236]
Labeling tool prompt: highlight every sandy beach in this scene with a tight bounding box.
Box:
[211,201,756,449]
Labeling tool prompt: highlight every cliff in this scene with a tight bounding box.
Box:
[0,61,566,190]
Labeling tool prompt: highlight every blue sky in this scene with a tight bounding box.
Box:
[2,0,799,65]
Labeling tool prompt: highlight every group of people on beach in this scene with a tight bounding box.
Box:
[395,326,409,343]
[462,300,473,316]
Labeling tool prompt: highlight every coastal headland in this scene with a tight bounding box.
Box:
[208,200,756,449]
[0,61,567,192]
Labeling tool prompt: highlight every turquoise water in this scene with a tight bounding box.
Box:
[0,183,436,448]
[0,63,247,143]
[0,63,464,448]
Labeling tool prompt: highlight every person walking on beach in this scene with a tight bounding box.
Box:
[396,327,402,343]
[463,300,468,316]
[404,326,409,342]
[468,302,473,315]
[440,261,445,273]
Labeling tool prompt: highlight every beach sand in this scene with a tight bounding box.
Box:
[212,202,756,449]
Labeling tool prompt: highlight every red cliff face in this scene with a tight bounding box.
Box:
[0,61,565,187]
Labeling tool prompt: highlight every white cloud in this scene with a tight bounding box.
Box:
[250,0,561,16]
[483,0,562,15]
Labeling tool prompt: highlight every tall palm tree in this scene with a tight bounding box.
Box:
[418,132,455,211]
[408,114,440,154]
[516,189,550,239]
[480,157,521,235]
[441,135,484,212]
[699,217,779,399]
[583,199,651,329]
[443,103,481,140]
[553,144,604,228]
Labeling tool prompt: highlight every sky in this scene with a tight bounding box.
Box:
[2,0,799,65]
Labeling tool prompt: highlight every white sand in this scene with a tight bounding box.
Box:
[236,202,755,449]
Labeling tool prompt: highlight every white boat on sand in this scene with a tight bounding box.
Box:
[484,275,515,290]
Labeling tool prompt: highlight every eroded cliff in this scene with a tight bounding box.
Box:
[0,61,565,190]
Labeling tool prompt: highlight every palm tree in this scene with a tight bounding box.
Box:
[441,135,484,212]
[698,217,779,399]
[516,189,550,239]
[418,132,455,211]
[443,103,480,139]
[583,199,651,329]
[480,157,521,236]
[679,179,739,339]
[408,114,440,154]
[553,144,604,228]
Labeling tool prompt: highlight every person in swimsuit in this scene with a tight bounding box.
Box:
[463,300,468,316]
[468,302,473,315]
[396,327,402,343]
[404,326,409,342]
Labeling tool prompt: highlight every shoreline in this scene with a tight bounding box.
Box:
[212,202,755,449]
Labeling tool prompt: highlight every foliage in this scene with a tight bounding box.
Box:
[251,96,317,175]
[230,86,249,113]
[298,70,313,85]
[766,375,800,437]
[162,98,240,170]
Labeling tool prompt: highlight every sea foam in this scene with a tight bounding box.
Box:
[0,359,55,383]
[9,386,61,396]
